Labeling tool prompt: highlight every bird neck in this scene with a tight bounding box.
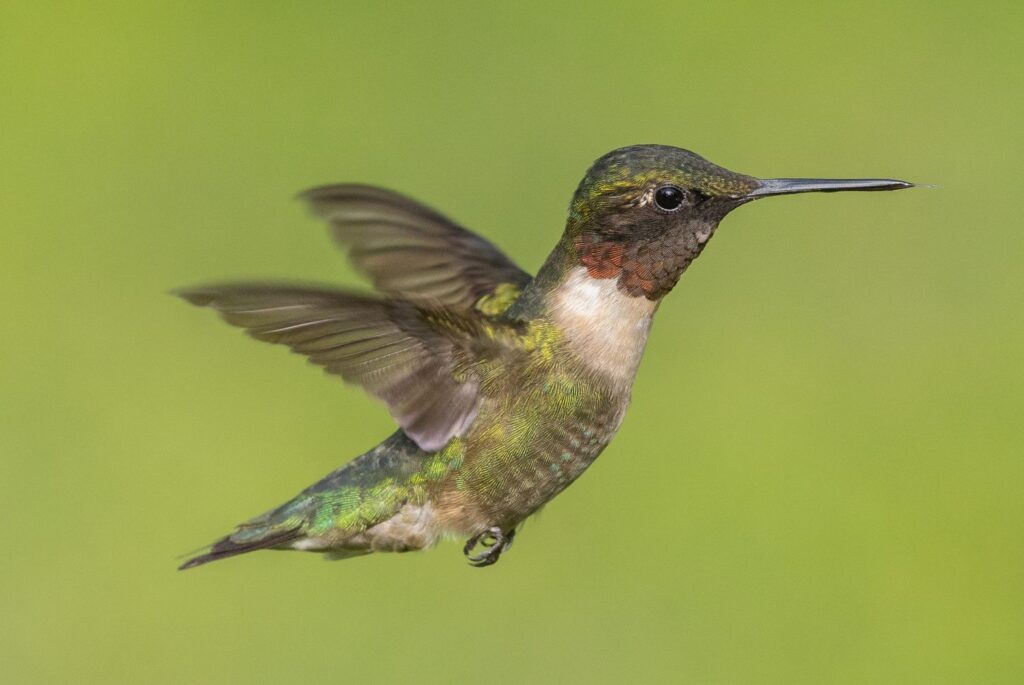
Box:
[511,238,659,387]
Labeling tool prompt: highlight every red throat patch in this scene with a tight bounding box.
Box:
[574,232,702,300]
[577,239,624,279]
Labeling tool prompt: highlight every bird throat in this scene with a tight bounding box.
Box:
[574,224,714,300]
[547,266,658,387]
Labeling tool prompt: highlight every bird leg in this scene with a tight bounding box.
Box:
[463,526,515,567]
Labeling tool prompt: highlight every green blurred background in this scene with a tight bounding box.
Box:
[3,2,1021,683]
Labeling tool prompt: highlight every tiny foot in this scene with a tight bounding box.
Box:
[463,527,515,568]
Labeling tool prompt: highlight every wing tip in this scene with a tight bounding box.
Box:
[296,183,395,210]
[173,286,217,307]
[294,184,332,204]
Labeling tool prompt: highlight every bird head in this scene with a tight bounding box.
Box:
[566,144,911,299]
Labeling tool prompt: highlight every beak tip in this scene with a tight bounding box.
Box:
[750,177,916,198]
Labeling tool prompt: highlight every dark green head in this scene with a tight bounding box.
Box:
[566,144,911,299]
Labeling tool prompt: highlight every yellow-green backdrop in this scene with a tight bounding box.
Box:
[3,2,1021,683]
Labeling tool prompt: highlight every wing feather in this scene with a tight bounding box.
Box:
[300,184,531,310]
[178,283,509,451]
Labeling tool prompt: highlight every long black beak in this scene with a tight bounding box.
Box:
[747,177,913,198]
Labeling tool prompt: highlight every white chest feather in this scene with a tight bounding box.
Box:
[549,267,657,385]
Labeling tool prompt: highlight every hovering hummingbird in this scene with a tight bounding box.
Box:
[178,145,911,570]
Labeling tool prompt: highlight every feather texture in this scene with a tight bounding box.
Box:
[300,184,531,310]
[177,284,514,451]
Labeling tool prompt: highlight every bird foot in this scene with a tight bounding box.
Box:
[463,526,515,568]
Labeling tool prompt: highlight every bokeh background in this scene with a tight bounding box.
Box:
[3,2,1021,683]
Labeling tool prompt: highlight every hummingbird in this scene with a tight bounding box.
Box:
[178,144,911,570]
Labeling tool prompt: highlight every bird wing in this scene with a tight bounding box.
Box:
[300,184,532,312]
[178,283,517,452]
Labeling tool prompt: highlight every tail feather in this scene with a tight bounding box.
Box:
[178,432,427,571]
[178,525,303,571]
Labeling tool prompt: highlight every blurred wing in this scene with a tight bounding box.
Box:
[179,283,501,451]
[300,184,531,310]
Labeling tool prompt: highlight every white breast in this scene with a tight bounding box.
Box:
[549,267,658,386]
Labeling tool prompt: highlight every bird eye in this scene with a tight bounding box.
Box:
[654,185,685,211]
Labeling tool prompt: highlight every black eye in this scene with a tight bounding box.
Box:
[654,185,685,211]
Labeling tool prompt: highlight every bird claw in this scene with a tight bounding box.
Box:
[463,526,515,568]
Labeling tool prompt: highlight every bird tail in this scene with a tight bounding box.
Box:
[178,432,427,571]
[177,498,310,572]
